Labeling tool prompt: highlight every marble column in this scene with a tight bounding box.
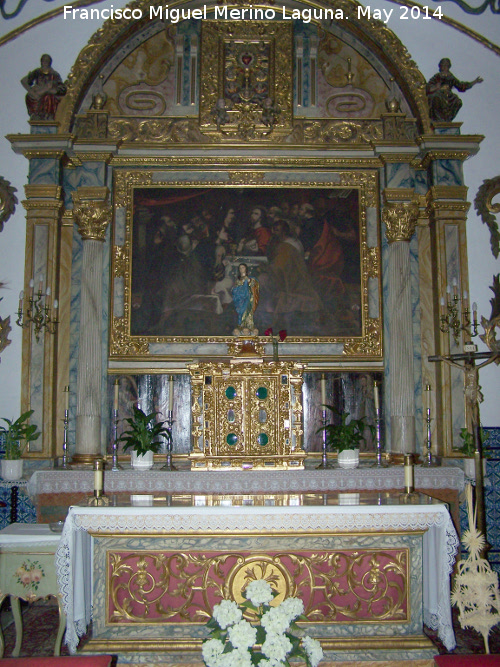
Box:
[382,199,419,455]
[72,188,111,464]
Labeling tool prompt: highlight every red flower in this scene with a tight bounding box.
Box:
[264,328,273,336]
[278,330,287,342]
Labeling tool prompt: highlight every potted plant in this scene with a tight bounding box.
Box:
[459,427,489,479]
[0,409,40,480]
[319,406,375,468]
[119,406,172,469]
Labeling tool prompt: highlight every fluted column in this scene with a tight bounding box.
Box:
[72,187,111,463]
[383,199,419,455]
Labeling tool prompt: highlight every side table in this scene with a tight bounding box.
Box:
[0,523,65,657]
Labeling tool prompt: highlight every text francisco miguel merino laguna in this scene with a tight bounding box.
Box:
[63,4,363,23]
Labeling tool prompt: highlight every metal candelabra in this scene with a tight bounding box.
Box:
[61,409,69,469]
[111,408,122,471]
[162,411,176,471]
[372,407,386,467]
[317,409,333,469]
[423,406,436,466]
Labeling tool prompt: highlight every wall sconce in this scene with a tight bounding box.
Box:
[16,276,58,343]
[440,278,478,346]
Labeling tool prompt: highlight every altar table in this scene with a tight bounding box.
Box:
[56,492,458,662]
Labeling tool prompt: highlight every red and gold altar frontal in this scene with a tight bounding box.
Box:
[58,492,458,661]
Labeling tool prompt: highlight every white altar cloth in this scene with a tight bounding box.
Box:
[29,465,465,496]
[55,493,459,654]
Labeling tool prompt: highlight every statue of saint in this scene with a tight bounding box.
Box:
[426,58,482,122]
[232,263,259,335]
[21,54,67,121]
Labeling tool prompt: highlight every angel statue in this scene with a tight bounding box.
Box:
[426,58,483,122]
[232,263,259,336]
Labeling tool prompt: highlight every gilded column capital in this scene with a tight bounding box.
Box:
[73,187,111,242]
[382,200,419,243]
[73,200,111,241]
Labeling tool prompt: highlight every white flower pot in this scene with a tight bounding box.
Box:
[337,449,359,469]
[131,450,154,470]
[1,459,24,481]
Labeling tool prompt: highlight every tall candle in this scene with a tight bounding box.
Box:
[425,384,431,412]
[18,290,24,312]
[374,381,380,411]
[114,379,119,411]
[64,385,70,412]
[94,462,103,493]
[169,375,174,411]
[321,374,326,405]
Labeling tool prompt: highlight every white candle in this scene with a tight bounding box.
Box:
[94,467,103,493]
[472,302,478,325]
[114,379,119,411]
[404,454,414,493]
[64,386,69,412]
[374,381,380,411]
[169,375,174,411]
[321,374,326,405]
[18,290,24,312]
[38,274,43,294]
[425,384,431,412]
[53,299,58,310]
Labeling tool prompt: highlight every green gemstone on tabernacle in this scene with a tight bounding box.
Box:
[225,386,237,400]
[257,433,269,446]
[256,386,268,400]
[227,433,238,446]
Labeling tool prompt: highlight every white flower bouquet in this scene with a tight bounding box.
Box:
[202,579,323,667]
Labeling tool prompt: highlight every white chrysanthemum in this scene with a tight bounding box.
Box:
[213,599,243,629]
[262,632,293,662]
[221,648,253,667]
[261,607,290,635]
[214,652,235,667]
[279,596,304,621]
[202,638,225,667]
[302,636,323,667]
[228,619,257,649]
[245,579,274,606]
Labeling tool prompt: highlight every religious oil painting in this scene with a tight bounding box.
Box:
[127,186,363,339]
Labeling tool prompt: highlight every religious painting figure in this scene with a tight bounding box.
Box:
[426,58,483,122]
[21,54,67,121]
[232,263,259,335]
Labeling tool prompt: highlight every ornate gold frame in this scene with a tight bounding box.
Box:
[110,166,381,362]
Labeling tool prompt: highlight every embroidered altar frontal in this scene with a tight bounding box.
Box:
[78,493,450,661]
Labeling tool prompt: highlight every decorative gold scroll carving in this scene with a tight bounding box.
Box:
[113,246,128,277]
[107,549,408,624]
[303,120,383,145]
[344,318,382,356]
[107,118,210,144]
[382,200,419,243]
[110,316,149,355]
